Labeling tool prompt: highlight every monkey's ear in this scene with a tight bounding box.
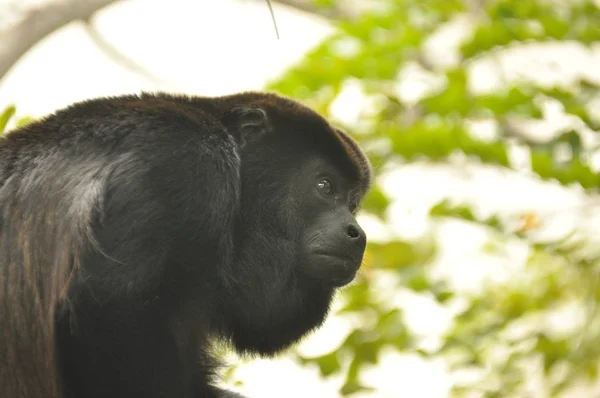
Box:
[223,106,271,148]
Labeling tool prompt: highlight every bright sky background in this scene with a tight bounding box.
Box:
[3,1,600,397]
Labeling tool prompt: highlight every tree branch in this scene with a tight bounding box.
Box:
[81,19,171,86]
[0,0,120,81]
[252,0,356,21]
[0,0,350,85]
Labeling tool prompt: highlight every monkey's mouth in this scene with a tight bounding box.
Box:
[312,252,360,287]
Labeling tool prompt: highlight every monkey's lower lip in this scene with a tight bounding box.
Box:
[313,252,359,287]
[314,251,357,264]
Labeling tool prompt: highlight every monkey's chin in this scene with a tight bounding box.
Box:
[308,253,360,288]
[328,272,357,288]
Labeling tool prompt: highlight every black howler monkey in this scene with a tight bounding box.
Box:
[0,91,372,398]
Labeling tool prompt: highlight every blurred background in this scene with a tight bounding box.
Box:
[3,0,600,397]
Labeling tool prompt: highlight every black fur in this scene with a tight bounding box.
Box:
[0,91,372,398]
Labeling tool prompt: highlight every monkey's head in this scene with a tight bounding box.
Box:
[218,93,372,354]
[223,93,371,289]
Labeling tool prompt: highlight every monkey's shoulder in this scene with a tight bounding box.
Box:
[2,94,233,154]
[0,94,241,188]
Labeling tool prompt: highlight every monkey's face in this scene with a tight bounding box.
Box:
[296,157,367,288]
[229,98,371,292]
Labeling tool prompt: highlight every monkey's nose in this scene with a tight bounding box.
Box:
[345,222,366,250]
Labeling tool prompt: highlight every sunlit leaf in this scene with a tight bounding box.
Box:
[0,105,16,133]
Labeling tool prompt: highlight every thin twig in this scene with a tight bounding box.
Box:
[82,18,172,86]
[265,0,280,39]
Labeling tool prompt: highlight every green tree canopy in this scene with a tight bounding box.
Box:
[266,0,600,396]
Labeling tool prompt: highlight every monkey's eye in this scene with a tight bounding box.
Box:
[317,179,333,196]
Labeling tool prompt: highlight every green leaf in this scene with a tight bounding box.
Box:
[0,105,16,133]
[338,278,372,313]
[586,362,598,380]
[340,380,374,396]
[367,240,422,270]
[305,350,341,377]
[420,69,471,116]
[535,334,570,374]
[476,87,543,118]
[360,186,390,217]
[404,267,431,292]
[377,309,410,347]
[340,356,376,395]
[530,148,600,189]
[16,116,34,128]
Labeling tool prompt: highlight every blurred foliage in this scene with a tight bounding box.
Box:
[263,0,600,396]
